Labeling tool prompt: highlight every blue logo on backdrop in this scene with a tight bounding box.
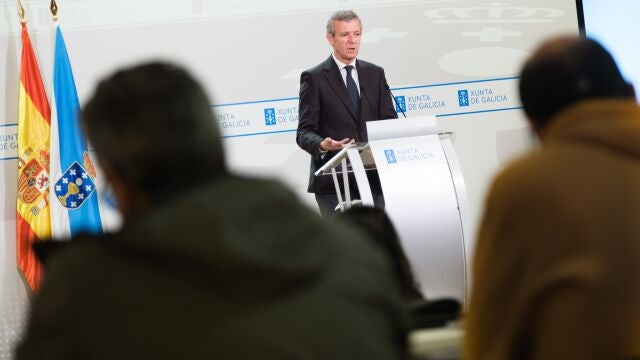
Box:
[395,96,407,113]
[384,149,397,164]
[458,90,469,107]
[264,108,276,126]
[54,161,96,210]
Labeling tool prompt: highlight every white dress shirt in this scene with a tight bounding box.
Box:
[332,54,361,95]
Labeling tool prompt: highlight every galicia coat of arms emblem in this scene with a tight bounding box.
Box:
[55,161,97,210]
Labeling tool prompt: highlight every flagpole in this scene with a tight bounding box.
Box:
[50,0,58,22]
[18,0,25,24]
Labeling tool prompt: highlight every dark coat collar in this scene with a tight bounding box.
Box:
[322,55,362,121]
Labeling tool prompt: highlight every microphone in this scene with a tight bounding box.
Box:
[386,84,407,118]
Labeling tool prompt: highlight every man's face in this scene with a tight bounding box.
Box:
[327,19,362,64]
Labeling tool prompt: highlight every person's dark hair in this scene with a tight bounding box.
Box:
[519,37,633,127]
[81,62,226,200]
[326,10,361,35]
[340,206,424,302]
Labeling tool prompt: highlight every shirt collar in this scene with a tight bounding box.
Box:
[332,53,357,70]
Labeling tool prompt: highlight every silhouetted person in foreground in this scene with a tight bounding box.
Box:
[466,37,640,360]
[16,62,407,360]
[340,206,460,329]
[341,206,423,302]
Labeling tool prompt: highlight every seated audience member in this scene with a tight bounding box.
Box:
[340,206,423,302]
[16,62,407,360]
[340,206,460,329]
[465,37,640,360]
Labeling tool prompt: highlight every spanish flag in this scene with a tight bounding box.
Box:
[16,23,52,290]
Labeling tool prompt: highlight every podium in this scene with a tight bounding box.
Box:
[315,115,472,303]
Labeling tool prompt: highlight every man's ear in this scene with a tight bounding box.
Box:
[626,82,636,99]
[326,32,334,46]
[104,166,150,217]
[102,165,131,217]
[527,118,544,139]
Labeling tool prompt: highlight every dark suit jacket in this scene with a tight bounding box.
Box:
[297,56,398,194]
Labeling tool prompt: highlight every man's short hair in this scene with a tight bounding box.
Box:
[81,62,226,200]
[519,37,632,127]
[326,10,361,35]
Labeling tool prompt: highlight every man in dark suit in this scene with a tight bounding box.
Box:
[297,10,398,216]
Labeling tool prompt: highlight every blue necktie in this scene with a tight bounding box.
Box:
[345,65,361,117]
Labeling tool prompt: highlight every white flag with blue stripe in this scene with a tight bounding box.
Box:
[49,25,103,238]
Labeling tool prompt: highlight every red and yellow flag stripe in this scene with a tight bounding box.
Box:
[17,23,52,290]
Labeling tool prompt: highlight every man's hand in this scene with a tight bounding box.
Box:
[320,137,355,151]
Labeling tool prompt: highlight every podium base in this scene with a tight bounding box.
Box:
[334,199,363,212]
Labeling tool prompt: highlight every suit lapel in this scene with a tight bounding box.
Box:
[356,61,375,121]
[322,56,358,121]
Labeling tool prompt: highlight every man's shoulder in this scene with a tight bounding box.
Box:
[302,57,385,75]
[487,147,575,208]
[357,59,384,72]
[32,234,120,298]
[44,234,117,269]
[203,174,294,201]
[303,57,333,76]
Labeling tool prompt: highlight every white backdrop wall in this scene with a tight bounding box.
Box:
[582,0,640,101]
[0,0,579,357]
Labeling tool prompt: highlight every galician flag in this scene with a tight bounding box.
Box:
[16,23,52,290]
[49,24,103,239]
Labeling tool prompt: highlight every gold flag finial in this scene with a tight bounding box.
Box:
[18,0,26,24]
[50,0,58,21]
